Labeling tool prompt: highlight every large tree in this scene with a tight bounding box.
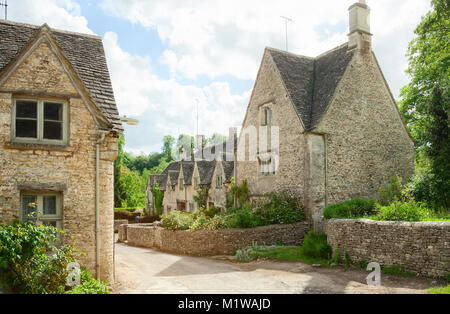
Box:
[400,0,449,208]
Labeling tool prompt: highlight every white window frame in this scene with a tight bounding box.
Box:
[12,98,69,145]
[20,192,63,230]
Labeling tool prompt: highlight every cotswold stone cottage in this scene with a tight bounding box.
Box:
[0,21,122,283]
[146,133,236,214]
[237,1,414,221]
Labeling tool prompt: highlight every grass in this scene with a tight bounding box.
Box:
[428,285,450,294]
[236,246,332,266]
[381,265,415,277]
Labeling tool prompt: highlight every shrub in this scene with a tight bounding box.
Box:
[253,191,305,225]
[0,220,80,294]
[378,175,404,206]
[224,204,259,229]
[66,270,109,294]
[323,199,377,219]
[376,201,432,222]
[301,231,331,259]
[202,205,219,219]
[161,211,195,231]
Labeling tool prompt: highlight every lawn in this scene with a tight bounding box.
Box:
[246,246,331,266]
[428,285,450,294]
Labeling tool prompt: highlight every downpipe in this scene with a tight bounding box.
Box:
[96,131,107,280]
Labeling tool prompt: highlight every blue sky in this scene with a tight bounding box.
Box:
[8,0,430,155]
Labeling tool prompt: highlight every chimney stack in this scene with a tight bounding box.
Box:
[348,0,372,53]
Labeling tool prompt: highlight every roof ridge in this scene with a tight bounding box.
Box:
[315,42,349,59]
[0,20,100,40]
[265,46,315,60]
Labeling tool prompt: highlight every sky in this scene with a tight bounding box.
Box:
[5,0,431,155]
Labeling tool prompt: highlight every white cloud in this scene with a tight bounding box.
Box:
[100,0,430,97]
[103,32,250,153]
[8,0,93,34]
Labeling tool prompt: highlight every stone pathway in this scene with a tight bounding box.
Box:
[113,242,442,294]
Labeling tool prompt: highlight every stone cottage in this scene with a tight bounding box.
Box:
[237,0,415,221]
[146,133,236,214]
[0,21,122,283]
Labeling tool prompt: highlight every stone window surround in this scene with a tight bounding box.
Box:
[215,175,223,188]
[20,191,63,230]
[11,96,69,146]
[259,103,273,126]
[258,153,277,177]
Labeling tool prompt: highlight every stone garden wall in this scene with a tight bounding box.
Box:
[114,220,128,232]
[325,219,450,277]
[119,222,311,256]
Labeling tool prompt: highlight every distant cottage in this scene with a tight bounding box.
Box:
[0,21,122,282]
[237,0,415,220]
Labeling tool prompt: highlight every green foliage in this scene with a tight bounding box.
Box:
[301,231,331,260]
[378,176,404,206]
[224,205,259,229]
[227,179,250,209]
[0,221,79,294]
[381,265,415,277]
[161,211,195,231]
[376,201,432,222]
[66,270,109,294]
[162,135,175,161]
[332,249,341,264]
[253,191,305,225]
[152,182,165,216]
[400,0,450,209]
[323,199,377,219]
[193,186,210,209]
[202,205,219,219]
[428,285,450,294]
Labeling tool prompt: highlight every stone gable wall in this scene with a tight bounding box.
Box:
[315,50,415,206]
[237,51,308,215]
[121,222,311,256]
[0,40,117,283]
[326,219,450,277]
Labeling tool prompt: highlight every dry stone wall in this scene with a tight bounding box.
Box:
[120,222,311,256]
[326,219,450,277]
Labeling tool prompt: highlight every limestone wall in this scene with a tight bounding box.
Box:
[326,219,450,277]
[114,220,128,232]
[0,40,117,283]
[121,222,311,256]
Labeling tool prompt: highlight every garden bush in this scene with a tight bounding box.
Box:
[253,191,305,225]
[0,220,102,294]
[378,175,404,206]
[301,231,332,260]
[323,198,377,219]
[66,270,109,294]
[376,201,432,222]
[161,211,195,231]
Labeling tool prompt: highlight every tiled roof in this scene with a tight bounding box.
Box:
[267,43,355,130]
[181,161,195,185]
[222,161,235,183]
[0,20,123,132]
[196,160,216,185]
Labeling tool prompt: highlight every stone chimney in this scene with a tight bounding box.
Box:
[348,0,372,53]
[195,135,205,159]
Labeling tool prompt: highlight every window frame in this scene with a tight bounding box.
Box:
[20,192,63,230]
[12,97,69,145]
[260,104,273,127]
[258,156,277,177]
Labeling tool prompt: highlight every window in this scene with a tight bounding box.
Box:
[21,193,63,229]
[216,175,223,188]
[194,177,199,189]
[260,106,273,126]
[13,98,68,145]
[259,157,276,176]
[189,202,194,212]
[179,178,184,190]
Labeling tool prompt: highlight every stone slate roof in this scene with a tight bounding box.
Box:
[147,174,167,191]
[168,170,180,186]
[196,161,216,185]
[181,161,195,185]
[267,43,355,130]
[222,161,235,183]
[0,20,123,132]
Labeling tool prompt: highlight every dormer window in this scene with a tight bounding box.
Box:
[12,98,68,145]
[179,178,184,190]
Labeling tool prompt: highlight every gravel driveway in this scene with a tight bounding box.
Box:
[113,242,441,294]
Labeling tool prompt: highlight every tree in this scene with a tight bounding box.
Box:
[206,133,227,146]
[400,0,449,208]
[152,182,164,216]
[162,135,175,162]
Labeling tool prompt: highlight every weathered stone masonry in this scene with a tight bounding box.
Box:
[326,219,450,277]
[0,21,122,283]
[120,222,311,256]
